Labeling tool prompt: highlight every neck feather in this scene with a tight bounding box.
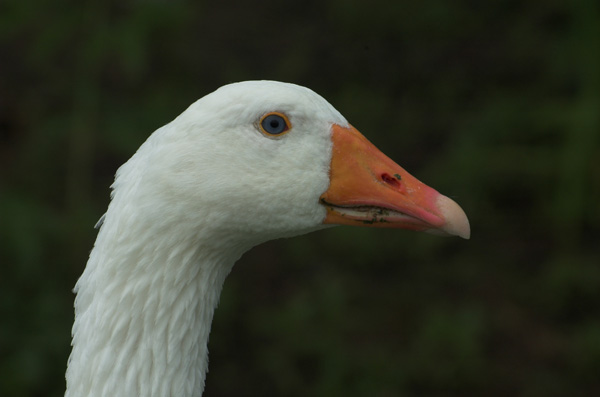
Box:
[65,210,243,397]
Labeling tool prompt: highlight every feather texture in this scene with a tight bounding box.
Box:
[66,81,347,396]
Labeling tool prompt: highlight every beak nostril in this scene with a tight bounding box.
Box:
[381,173,401,188]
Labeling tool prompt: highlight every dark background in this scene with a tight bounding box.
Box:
[1,0,599,396]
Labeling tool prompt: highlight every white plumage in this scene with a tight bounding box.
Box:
[65,81,469,396]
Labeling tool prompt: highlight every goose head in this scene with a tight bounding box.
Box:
[115,80,469,253]
[67,81,469,397]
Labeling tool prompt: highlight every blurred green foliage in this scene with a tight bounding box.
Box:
[1,0,599,396]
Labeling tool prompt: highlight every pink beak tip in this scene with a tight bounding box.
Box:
[429,194,471,239]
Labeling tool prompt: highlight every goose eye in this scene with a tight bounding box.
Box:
[259,112,290,136]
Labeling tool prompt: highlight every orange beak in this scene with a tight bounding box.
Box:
[320,124,470,239]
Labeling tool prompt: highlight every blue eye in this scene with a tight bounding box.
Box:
[260,113,290,135]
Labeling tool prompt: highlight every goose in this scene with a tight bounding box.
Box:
[65,80,470,397]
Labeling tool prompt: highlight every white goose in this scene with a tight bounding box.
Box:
[65,81,470,396]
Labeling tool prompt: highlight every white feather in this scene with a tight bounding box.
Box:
[66,81,348,396]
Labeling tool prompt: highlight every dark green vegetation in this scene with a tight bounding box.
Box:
[1,0,599,395]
